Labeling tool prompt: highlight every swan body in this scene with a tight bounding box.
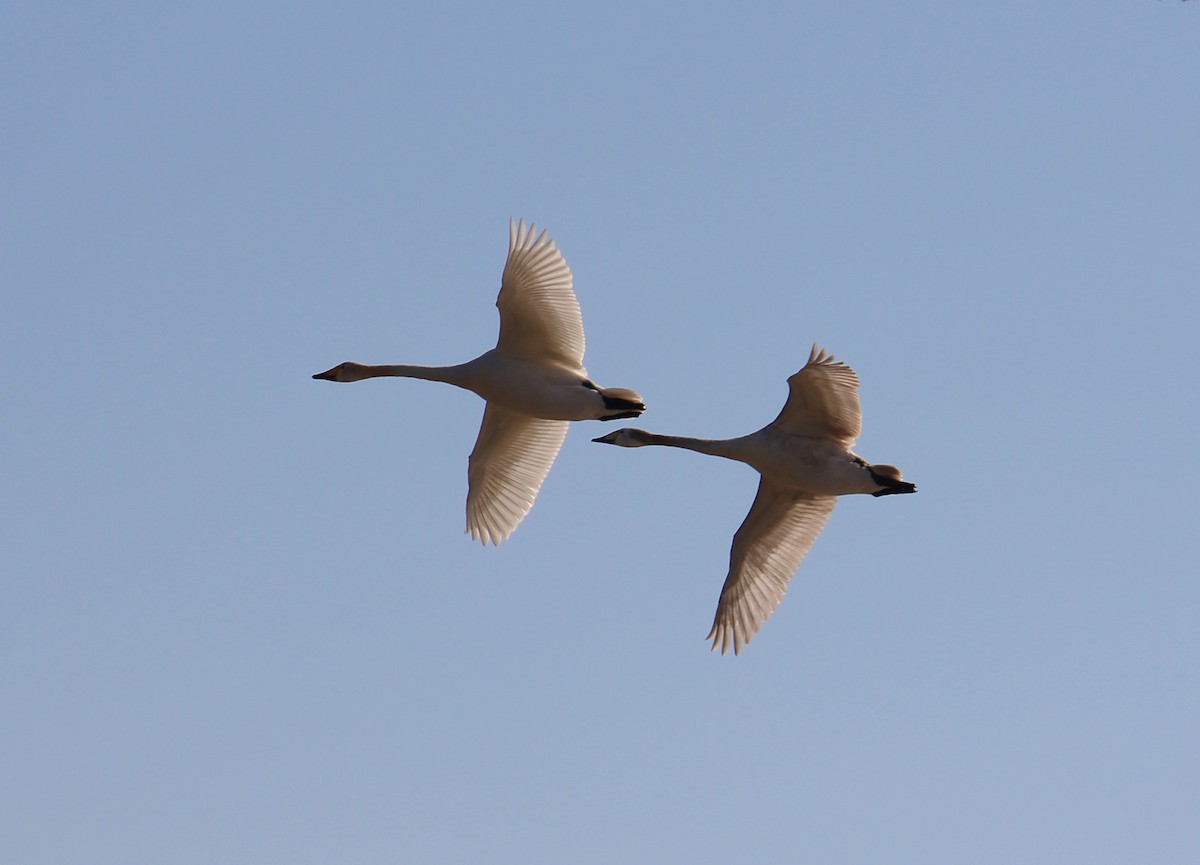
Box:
[315,219,645,545]
[593,345,914,655]
[318,353,642,422]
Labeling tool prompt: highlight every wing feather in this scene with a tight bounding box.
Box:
[495,218,585,367]
[466,403,569,545]
[772,344,862,446]
[707,479,837,655]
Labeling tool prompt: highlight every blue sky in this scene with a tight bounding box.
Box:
[4,2,1198,862]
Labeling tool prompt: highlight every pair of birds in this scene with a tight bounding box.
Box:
[314,219,916,654]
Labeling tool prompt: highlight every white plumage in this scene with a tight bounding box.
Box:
[315,219,645,544]
[594,345,915,654]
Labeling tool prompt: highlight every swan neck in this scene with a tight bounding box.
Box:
[357,363,471,386]
[641,433,741,460]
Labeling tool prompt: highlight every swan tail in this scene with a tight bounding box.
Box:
[597,387,645,420]
[868,464,917,496]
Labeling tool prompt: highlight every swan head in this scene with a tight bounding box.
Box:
[313,362,369,383]
[867,463,917,497]
[592,428,653,447]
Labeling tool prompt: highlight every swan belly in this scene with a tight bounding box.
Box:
[467,355,606,421]
[746,433,879,496]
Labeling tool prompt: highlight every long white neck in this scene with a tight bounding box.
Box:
[349,363,474,387]
[635,432,747,462]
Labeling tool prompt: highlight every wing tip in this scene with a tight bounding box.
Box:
[789,342,859,388]
[507,217,556,255]
[509,217,531,252]
[807,343,838,368]
[467,524,502,546]
[706,622,745,656]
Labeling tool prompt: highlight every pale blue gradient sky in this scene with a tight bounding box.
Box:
[4,2,1199,863]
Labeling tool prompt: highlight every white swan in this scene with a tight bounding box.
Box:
[314,219,645,545]
[594,345,915,655]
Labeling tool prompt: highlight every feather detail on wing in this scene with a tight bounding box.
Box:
[707,479,836,655]
[495,219,586,367]
[466,403,569,545]
[771,344,862,446]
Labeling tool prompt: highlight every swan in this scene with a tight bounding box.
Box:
[314,219,645,545]
[593,345,915,655]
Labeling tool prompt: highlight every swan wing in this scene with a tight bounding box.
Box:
[772,344,862,446]
[495,219,586,367]
[707,479,836,655]
[466,403,569,545]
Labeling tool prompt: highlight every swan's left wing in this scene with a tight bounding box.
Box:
[771,344,862,447]
[466,403,569,545]
[495,219,586,368]
[707,479,836,655]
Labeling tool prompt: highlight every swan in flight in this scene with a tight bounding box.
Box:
[594,345,914,655]
[314,219,645,545]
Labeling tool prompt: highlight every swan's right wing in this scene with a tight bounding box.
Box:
[466,403,569,545]
[707,479,836,655]
[771,344,862,447]
[495,219,586,368]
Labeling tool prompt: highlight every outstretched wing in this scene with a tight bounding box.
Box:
[771,344,862,447]
[707,478,837,655]
[466,403,569,545]
[495,218,585,368]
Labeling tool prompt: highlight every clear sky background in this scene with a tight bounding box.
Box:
[4,2,1198,863]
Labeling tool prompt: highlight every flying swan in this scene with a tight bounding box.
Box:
[593,345,914,654]
[314,219,645,544]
